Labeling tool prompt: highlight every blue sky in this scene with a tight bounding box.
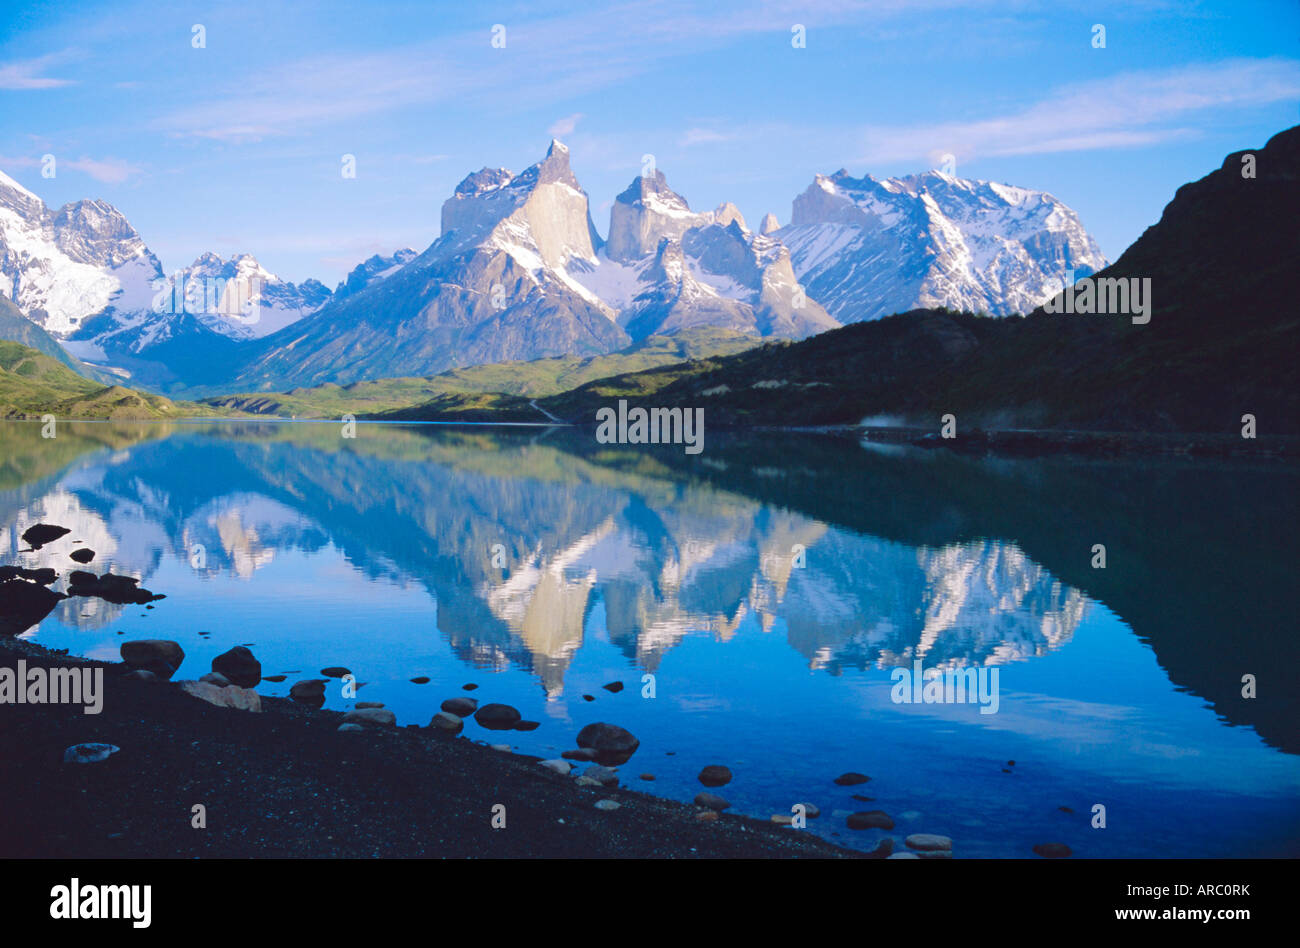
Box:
[2,0,1297,285]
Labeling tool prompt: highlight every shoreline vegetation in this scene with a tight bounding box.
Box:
[0,632,866,859]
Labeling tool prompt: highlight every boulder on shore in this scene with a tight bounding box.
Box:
[178,680,262,712]
[575,722,640,765]
[212,646,261,688]
[120,639,185,679]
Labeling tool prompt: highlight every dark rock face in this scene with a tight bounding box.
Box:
[120,639,185,679]
[474,703,522,730]
[66,572,165,605]
[575,722,640,765]
[0,579,65,635]
[20,523,70,549]
[212,646,262,688]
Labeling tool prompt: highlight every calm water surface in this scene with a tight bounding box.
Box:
[3,420,1297,857]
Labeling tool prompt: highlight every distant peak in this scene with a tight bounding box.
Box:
[547,138,569,155]
[0,168,42,203]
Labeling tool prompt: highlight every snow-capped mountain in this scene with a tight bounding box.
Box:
[0,169,162,339]
[776,169,1107,322]
[570,170,837,340]
[2,146,1110,394]
[333,248,418,300]
[222,140,628,391]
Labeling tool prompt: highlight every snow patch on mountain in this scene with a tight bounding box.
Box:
[778,169,1107,322]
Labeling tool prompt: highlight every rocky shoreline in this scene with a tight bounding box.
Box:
[0,633,868,859]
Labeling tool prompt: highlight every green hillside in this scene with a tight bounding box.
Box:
[201,327,759,418]
[0,340,210,419]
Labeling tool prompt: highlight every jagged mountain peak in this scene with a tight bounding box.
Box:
[779,164,1107,322]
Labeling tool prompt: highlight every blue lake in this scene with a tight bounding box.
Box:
[3,420,1297,857]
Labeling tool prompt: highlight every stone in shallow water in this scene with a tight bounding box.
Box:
[847,810,894,830]
[575,776,602,787]
[513,720,540,731]
[0,566,57,585]
[698,765,732,787]
[290,679,328,702]
[539,759,572,775]
[63,743,120,764]
[21,523,70,549]
[68,572,163,605]
[120,639,184,679]
[905,833,952,852]
[887,852,920,859]
[834,772,870,786]
[124,669,157,683]
[262,674,287,683]
[583,764,620,786]
[694,793,730,811]
[695,810,719,822]
[0,578,65,635]
[562,748,599,762]
[212,646,261,688]
[594,799,621,811]
[199,672,230,687]
[355,701,385,709]
[1033,843,1072,858]
[430,711,464,734]
[70,548,95,564]
[474,703,522,730]
[797,803,821,819]
[440,697,478,717]
[462,683,478,691]
[338,723,363,732]
[575,722,639,765]
[410,676,430,684]
[602,681,624,693]
[320,666,351,678]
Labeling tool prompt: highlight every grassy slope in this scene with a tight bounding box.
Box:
[0,340,217,419]
[0,294,123,386]
[200,328,760,418]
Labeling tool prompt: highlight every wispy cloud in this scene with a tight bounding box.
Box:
[151,1,918,141]
[548,113,584,137]
[679,127,733,147]
[63,156,142,184]
[0,53,77,90]
[853,58,1300,165]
